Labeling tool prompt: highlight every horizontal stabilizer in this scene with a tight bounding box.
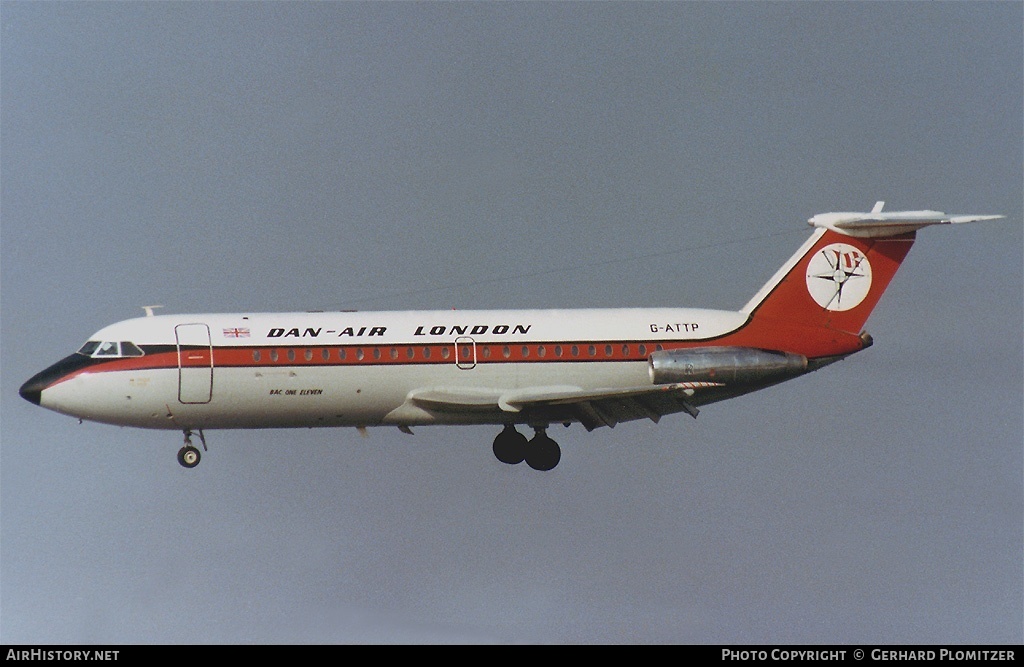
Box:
[809,205,1004,238]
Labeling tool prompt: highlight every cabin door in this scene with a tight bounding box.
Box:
[454,337,477,370]
[175,323,213,404]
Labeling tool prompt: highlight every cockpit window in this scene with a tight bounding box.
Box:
[76,341,145,358]
[94,341,120,356]
[120,341,144,357]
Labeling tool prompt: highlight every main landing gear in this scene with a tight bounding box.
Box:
[492,425,561,471]
[177,429,207,469]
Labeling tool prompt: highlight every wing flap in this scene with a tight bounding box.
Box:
[406,382,719,428]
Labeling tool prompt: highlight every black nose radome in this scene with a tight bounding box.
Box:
[19,353,96,407]
[19,377,43,405]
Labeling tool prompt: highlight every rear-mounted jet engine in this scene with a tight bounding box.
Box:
[648,347,808,386]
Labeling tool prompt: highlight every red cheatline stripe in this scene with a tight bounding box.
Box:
[214,340,682,367]
[47,325,867,386]
[51,339,723,378]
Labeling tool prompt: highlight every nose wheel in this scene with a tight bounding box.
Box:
[177,429,207,468]
[177,445,201,468]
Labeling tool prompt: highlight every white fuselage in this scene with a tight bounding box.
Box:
[34,307,753,431]
[21,209,1001,469]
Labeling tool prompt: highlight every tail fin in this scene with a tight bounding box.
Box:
[738,204,1003,358]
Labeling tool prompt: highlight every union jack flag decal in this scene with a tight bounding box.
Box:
[223,327,250,338]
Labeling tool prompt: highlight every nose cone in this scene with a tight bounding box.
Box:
[19,376,44,405]
[19,353,95,408]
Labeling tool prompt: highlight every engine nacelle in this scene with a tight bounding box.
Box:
[649,347,808,386]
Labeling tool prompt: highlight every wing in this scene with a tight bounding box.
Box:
[405,382,720,431]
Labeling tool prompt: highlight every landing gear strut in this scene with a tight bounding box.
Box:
[177,429,206,469]
[492,425,561,471]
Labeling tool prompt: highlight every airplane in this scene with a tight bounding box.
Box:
[19,203,1004,471]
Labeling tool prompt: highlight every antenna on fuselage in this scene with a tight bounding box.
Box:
[142,305,164,317]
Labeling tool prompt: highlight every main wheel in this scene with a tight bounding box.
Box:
[525,434,561,471]
[492,427,527,465]
[177,445,201,468]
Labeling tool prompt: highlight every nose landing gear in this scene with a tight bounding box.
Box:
[177,429,207,469]
[492,425,561,471]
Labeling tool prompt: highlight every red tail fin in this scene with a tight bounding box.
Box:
[737,228,916,358]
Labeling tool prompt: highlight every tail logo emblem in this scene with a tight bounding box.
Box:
[805,243,872,311]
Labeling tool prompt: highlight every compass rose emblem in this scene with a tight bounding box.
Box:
[805,243,872,311]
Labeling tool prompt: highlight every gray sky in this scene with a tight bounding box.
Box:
[2,1,1020,644]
